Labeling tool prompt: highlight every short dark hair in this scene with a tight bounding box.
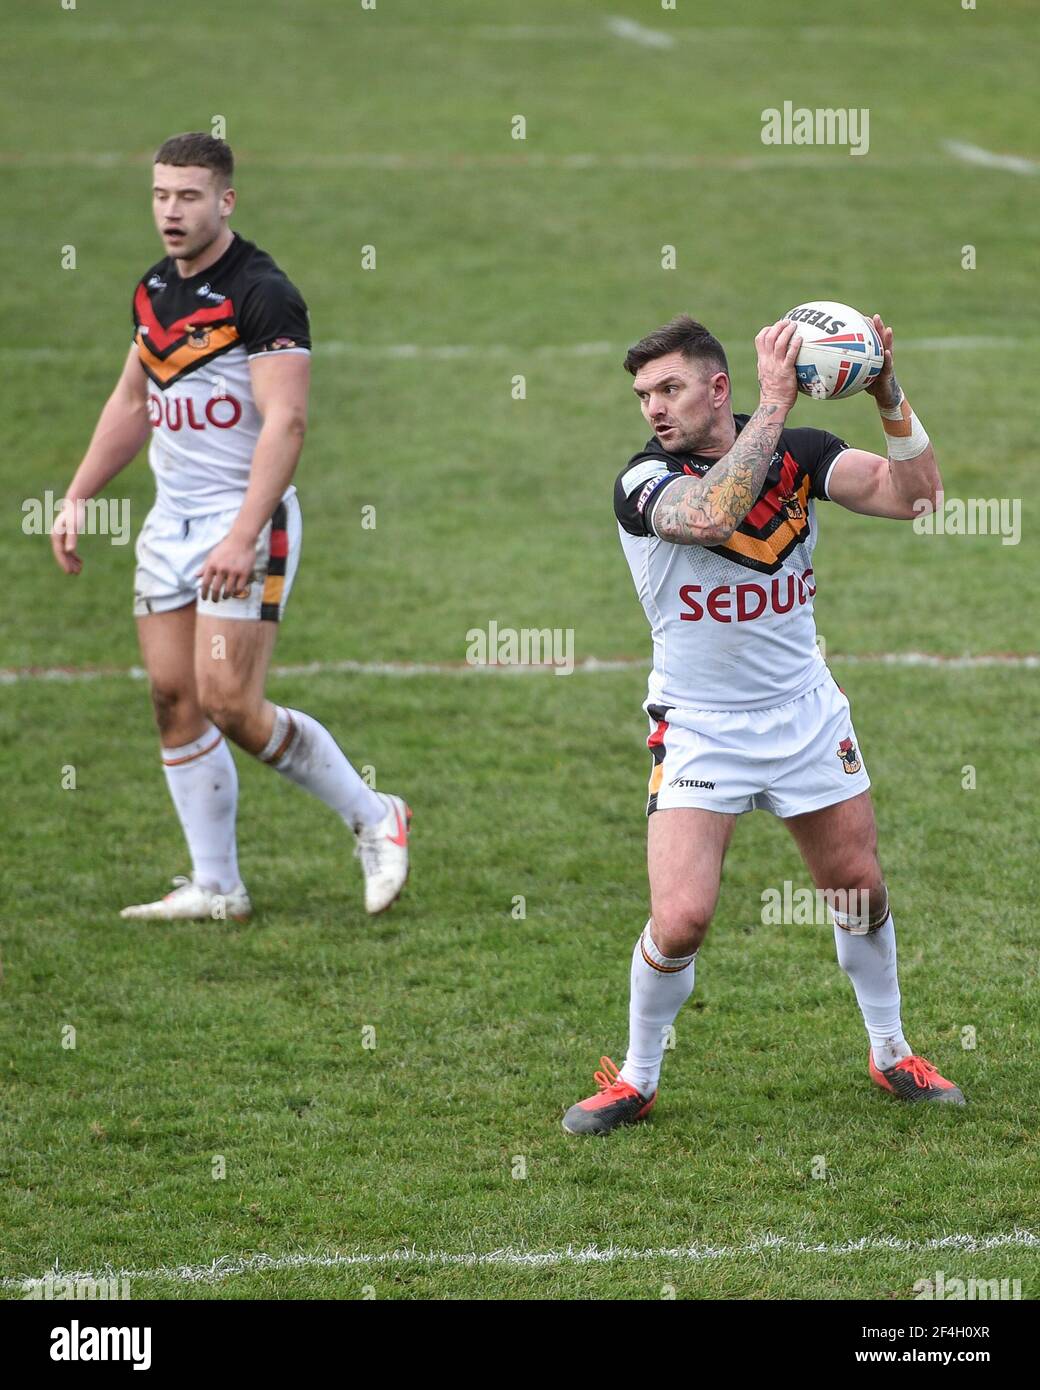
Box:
[623,314,729,379]
[153,132,234,189]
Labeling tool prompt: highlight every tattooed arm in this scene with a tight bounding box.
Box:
[653,401,789,544]
[653,320,802,545]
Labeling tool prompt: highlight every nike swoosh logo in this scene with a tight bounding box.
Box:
[387,807,409,847]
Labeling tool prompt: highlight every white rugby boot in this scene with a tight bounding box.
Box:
[354,792,412,914]
[120,875,252,923]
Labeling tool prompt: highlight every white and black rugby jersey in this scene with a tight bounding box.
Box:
[614,414,851,712]
[132,232,311,517]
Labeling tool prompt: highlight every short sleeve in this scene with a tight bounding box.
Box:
[238,274,311,356]
[131,281,143,343]
[614,457,682,537]
[784,426,851,501]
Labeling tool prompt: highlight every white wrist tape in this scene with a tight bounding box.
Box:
[878,397,930,461]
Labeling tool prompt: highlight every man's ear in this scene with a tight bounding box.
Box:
[710,371,731,407]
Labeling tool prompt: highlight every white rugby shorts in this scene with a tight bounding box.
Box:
[646,677,871,819]
[133,492,301,622]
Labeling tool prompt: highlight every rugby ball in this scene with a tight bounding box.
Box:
[782,300,884,400]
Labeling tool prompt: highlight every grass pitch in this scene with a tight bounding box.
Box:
[1,0,1037,1300]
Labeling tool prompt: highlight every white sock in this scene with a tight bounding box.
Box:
[833,912,911,1070]
[620,922,696,1097]
[260,706,384,831]
[161,724,240,893]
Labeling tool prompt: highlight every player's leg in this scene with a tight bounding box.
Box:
[137,603,207,747]
[121,604,247,920]
[192,492,409,913]
[784,790,964,1103]
[765,679,963,1103]
[627,805,737,1087]
[193,611,279,756]
[194,609,410,914]
[784,788,899,1056]
[562,807,735,1135]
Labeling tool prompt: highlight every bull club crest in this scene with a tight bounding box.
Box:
[837,737,861,774]
[779,488,804,521]
[186,323,210,349]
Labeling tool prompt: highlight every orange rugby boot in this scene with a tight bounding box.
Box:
[869,1051,966,1105]
[562,1056,657,1136]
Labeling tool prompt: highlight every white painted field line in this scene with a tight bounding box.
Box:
[898,335,1025,351]
[321,335,1026,359]
[5,141,1034,177]
[2,334,1029,368]
[5,1228,1038,1290]
[0,150,944,173]
[944,140,1038,176]
[38,22,1017,45]
[320,339,615,362]
[0,340,602,366]
[1,653,1036,688]
[605,16,675,51]
[836,653,1039,670]
[472,24,730,43]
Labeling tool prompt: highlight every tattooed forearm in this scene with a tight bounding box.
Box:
[653,404,788,545]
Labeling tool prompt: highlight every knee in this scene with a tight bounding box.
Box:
[822,847,885,904]
[650,901,713,957]
[197,673,238,729]
[200,689,246,741]
[197,681,263,749]
[149,683,197,740]
[830,880,890,935]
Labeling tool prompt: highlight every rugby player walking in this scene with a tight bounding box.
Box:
[563,315,963,1134]
[51,133,410,920]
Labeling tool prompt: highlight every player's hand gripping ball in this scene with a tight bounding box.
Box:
[782,300,884,400]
